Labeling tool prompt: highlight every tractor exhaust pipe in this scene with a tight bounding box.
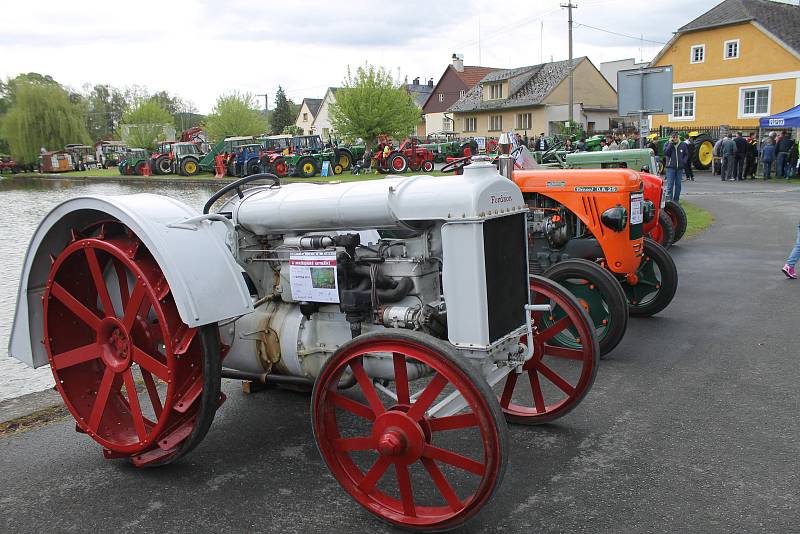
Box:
[497,132,514,180]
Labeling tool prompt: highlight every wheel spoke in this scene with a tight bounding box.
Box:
[113,259,130,309]
[88,366,115,430]
[534,362,576,395]
[85,248,115,318]
[122,282,147,331]
[51,342,100,370]
[423,444,485,476]
[535,316,572,343]
[51,282,101,330]
[499,371,518,408]
[528,370,546,413]
[358,456,391,493]
[140,370,163,419]
[395,464,417,517]
[428,413,479,432]
[637,278,658,288]
[406,374,448,421]
[421,457,464,513]
[123,369,147,441]
[132,346,169,381]
[392,353,410,405]
[332,436,375,452]
[542,344,585,361]
[328,392,375,421]
[349,359,385,417]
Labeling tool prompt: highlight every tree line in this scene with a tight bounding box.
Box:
[0,73,300,165]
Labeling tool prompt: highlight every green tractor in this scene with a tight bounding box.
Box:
[421,135,478,163]
[118,148,149,176]
[646,130,715,172]
[198,136,260,173]
[284,135,343,178]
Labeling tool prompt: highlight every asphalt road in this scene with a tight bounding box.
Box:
[1,173,798,533]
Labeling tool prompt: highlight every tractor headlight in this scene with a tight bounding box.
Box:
[601,205,628,232]
[643,200,655,223]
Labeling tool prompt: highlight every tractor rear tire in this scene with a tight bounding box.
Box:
[664,200,688,243]
[134,162,147,175]
[180,158,200,177]
[621,238,678,317]
[297,157,317,178]
[246,159,261,176]
[389,153,408,173]
[154,156,170,175]
[337,150,353,170]
[692,134,714,170]
[648,210,675,249]
[544,258,629,357]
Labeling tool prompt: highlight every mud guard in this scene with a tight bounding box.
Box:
[9,193,253,368]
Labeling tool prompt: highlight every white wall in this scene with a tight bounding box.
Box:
[312,91,336,138]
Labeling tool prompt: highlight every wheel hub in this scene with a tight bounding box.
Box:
[98,317,131,372]
[371,410,425,465]
[377,428,406,457]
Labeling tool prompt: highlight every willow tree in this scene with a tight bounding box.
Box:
[0,82,90,164]
[205,92,266,141]
[329,65,420,147]
[121,99,174,150]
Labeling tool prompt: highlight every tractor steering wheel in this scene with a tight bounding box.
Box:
[203,173,280,214]
[441,156,471,174]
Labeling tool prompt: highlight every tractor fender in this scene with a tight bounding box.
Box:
[9,193,253,368]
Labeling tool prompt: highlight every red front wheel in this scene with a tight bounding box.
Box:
[312,330,507,531]
[497,275,599,425]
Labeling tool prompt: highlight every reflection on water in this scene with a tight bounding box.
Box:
[0,177,218,401]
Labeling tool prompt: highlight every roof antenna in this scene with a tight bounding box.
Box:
[478,16,482,65]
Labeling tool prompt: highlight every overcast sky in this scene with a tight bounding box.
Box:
[0,0,766,113]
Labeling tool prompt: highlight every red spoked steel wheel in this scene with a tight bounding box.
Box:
[274,159,288,177]
[43,220,220,466]
[312,330,508,531]
[498,275,599,425]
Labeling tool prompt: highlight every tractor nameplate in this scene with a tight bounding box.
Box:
[546,181,566,187]
[574,186,618,192]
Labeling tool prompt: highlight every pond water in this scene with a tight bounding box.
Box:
[0,177,218,401]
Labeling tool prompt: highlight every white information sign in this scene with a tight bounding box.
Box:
[289,252,339,303]
[630,193,644,225]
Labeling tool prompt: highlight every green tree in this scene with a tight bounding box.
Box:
[121,99,174,150]
[329,65,420,147]
[271,86,293,134]
[283,125,303,136]
[0,73,63,152]
[83,84,129,141]
[0,82,90,164]
[205,92,266,141]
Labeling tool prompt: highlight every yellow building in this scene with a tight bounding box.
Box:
[448,57,618,137]
[650,0,800,130]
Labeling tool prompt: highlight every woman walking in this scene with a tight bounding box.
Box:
[782,222,800,279]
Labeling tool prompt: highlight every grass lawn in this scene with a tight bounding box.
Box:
[680,201,714,239]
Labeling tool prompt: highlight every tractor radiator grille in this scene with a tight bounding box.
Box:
[483,214,528,343]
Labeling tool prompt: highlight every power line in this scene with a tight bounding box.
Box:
[573,21,667,45]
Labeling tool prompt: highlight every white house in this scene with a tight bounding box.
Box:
[310,87,339,140]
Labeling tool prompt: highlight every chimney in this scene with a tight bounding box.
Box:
[428,78,433,87]
[452,53,464,72]
[413,77,420,86]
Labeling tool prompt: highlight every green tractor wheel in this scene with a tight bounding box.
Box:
[620,238,678,317]
[181,158,200,176]
[692,134,714,170]
[337,150,352,170]
[297,157,317,178]
[544,259,629,357]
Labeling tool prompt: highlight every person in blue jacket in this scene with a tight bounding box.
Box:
[761,136,776,179]
[663,133,688,202]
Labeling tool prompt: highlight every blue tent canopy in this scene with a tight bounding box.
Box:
[760,104,800,129]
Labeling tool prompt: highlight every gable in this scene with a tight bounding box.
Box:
[544,58,618,107]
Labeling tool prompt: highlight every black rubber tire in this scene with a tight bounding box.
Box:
[180,157,200,176]
[692,134,714,170]
[544,258,629,357]
[653,210,675,249]
[154,155,170,175]
[389,152,408,173]
[296,157,317,178]
[246,159,261,176]
[664,200,688,243]
[422,160,434,172]
[134,161,147,175]
[623,238,678,317]
[337,149,353,170]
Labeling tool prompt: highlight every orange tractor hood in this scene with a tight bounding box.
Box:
[513,168,642,193]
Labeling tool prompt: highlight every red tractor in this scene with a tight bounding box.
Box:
[373,137,435,173]
[0,154,21,173]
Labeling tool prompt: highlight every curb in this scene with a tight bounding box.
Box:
[0,388,67,435]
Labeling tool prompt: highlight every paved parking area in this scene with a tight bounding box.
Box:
[1,172,798,533]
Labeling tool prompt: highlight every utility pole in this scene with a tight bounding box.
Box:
[256,93,269,112]
[561,2,577,124]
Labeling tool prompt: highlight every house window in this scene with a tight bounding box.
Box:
[740,85,770,116]
[459,89,466,98]
[464,117,477,132]
[516,113,532,130]
[443,117,453,131]
[303,113,308,122]
[724,39,740,59]
[438,93,444,103]
[489,83,503,100]
[690,45,704,64]
[488,115,503,131]
[672,92,695,120]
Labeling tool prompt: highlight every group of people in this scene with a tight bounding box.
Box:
[758,131,798,179]
[598,131,642,151]
[714,130,798,181]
